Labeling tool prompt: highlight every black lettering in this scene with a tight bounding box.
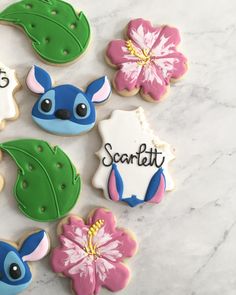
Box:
[102,143,114,167]
[0,69,10,88]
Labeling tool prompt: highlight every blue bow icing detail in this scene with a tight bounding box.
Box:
[107,163,166,207]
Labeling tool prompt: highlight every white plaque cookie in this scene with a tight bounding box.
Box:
[93,107,175,207]
[0,62,20,130]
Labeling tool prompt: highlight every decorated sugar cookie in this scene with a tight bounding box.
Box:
[51,208,137,295]
[0,0,91,65]
[26,65,111,135]
[0,63,20,130]
[106,18,187,102]
[0,230,50,295]
[93,108,175,207]
[0,139,81,222]
[0,174,4,192]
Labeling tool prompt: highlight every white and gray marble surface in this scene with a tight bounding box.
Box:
[0,0,236,294]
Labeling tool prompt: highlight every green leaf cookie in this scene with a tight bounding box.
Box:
[0,0,91,64]
[0,139,81,222]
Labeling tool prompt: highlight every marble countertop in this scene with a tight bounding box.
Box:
[1,0,236,294]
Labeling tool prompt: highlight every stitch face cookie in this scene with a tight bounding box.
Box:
[93,108,175,207]
[0,0,91,65]
[51,208,137,295]
[0,138,81,222]
[0,62,20,130]
[106,18,188,102]
[0,230,50,295]
[26,65,111,135]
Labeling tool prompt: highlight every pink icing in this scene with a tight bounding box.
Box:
[22,233,49,262]
[26,66,45,94]
[51,208,137,295]
[107,18,187,101]
[108,170,120,201]
[148,173,165,204]
[92,76,111,103]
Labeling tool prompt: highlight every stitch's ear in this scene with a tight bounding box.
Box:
[86,76,111,103]
[108,163,123,201]
[26,65,52,94]
[144,168,166,204]
[19,230,50,262]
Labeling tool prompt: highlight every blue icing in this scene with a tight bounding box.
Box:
[107,165,166,207]
[32,85,96,125]
[34,65,52,91]
[19,230,45,259]
[86,76,111,104]
[0,231,47,294]
[0,280,31,295]
[144,168,166,202]
[29,66,111,135]
[32,116,95,135]
[4,252,26,282]
[109,163,124,200]
[0,242,32,294]
[37,90,56,115]
[73,93,91,120]
[122,195,144,207]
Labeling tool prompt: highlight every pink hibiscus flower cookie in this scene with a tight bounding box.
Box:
[106,18,188,102]
[51,208,137,295]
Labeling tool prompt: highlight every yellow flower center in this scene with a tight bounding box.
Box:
[126,40,151,66]
[84,219,104,257]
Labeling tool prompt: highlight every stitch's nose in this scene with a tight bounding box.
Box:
[55,109,71,120]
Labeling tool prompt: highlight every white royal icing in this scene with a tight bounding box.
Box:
[93,107,175,202]
[0,62,19,128]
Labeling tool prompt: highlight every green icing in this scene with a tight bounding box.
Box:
[0,0,91,64]
[0,139,81,222]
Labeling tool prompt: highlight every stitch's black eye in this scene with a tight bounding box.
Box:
[41,99,52,112]
[76,103,87,117]
[9,263,21,280]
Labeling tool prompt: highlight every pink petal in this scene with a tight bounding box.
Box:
[65,257,96,295]
[151,26,182,56]
[51,247,70,273]
[62,216,89,249]
[87,208,117,234]
[127,18,161,50]
[95,259,130,294]
[153,51,187,81]
[107,40,140,65]
[138,63,167,101]
[114,62,142,92]
[51,236,87,273]
[99,229,137,262]
[92,226,113,249]
[152,51,187,83]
